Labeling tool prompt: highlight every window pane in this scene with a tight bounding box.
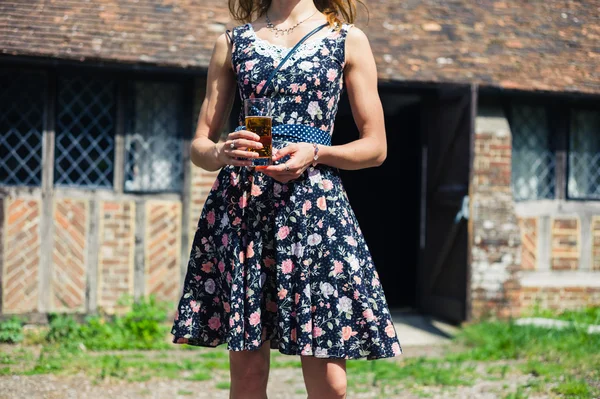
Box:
[125,81,184,193]
[568,110,600,199]
[0,70,45,186]
[510,104,555,201]
[54,75,116,188]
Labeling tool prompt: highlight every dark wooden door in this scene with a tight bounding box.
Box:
[419,85,475,323]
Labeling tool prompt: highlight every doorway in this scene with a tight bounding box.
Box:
[332,91,422,309]
[332,85,474,323]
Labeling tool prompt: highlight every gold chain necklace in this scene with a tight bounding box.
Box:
[265,10,318,37]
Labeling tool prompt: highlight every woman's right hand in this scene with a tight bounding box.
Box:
[217,130,264,167]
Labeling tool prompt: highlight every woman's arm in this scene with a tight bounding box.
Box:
[317,26,387,169]
[261,27,386,182]
[192,33,263,172]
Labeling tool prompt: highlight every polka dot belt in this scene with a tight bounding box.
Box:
[236,124,331,146]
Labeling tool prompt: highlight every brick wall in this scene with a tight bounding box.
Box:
[1,198,40,314]
[472,106,600,319]
[471,107,522,319]
[97,201,135,313]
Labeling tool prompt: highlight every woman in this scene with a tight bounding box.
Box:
[171,0,402,397]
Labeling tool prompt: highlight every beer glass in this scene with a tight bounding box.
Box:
[244,98,273,166]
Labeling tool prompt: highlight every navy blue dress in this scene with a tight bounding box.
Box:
[171,23,402,360]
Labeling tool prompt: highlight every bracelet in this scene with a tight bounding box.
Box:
[312,143,319,167]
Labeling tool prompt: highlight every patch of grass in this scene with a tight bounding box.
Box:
[553,379,591,397]
[188,371,212,381]
[0,316,24,343]
[528,305,600,326]
[177,390,194,396]
[215,381,230,390]
[0,366,11,375]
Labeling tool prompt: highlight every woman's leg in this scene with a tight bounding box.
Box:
[229,342,271,399]
[301,356,347,399]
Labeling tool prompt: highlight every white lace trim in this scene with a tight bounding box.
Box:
[247,24,345,67]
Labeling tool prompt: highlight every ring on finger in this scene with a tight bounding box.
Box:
[230,140,236,150]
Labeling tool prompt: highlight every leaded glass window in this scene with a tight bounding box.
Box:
[54,75,116,188]
[0,70,45,186]
[568,110,600,199]
[124,81,184,193]
[510,104,555,201]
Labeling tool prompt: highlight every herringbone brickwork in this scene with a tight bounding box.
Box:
[591,217,600,271]
[518,217,538,270]
[551,217,580,271]
[2,198,40,313]
[98,201,135,312]
[145,201,181,303]
[52,199,88,311]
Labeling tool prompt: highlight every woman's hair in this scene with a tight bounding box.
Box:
[228,0,366,26]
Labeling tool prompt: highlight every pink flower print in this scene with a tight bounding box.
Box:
[245,60,255,71]
[252,339,260,347]
[328,96,335,110]
[278,288,288,300]
[320,124,328,131]
[281,259,294,274]
[301,344,312,355]
[233,217,241,226]
[295,293,301,304]
[208,316,221,331]
[230,172,239,186]
[251,184,262,196]
[363,309,375,322]
[239,251,245,263]
[354,290,360,300]
[239,194,248,209]
[291,328,297,342]
[321,46,330,56]
[249,311,261,326]
[327,227,336,237]
[229,318,235,327]
[333,260,343,275]
[322,179,333,191]
[313,326,323,338]
[290,83,299,93]
[295,95,302,104]
[317,220,323,228]
[300,83,307,92]
[302,320,312,333]
[201,262,213,273]
[385,321,396,338]
[278,226,290,240]
[223,302,231,313]
[176,337,189,344]
[222,234,229,247]
[317,90,323,99]
[174,310,179,320]
[218,261,225,273]
[247,241,255,259]
[256,80,266,93]
[185,318,192,327]
[392,342,402,356]
[194,275,202,281]
[317,196,327,211]
[342,326,357,341]
[244,78,249,85]
[372,277,380,287]
[190,301,200,313]
[307,101,320,119]
[344,236,358,247]
[315,77,321,86]
[302,200,312,215]
[327,68,338,82]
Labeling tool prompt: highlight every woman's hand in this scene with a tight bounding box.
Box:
[217,130,263,167]
[258,143,314,183]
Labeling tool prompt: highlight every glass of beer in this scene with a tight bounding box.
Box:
[244,98,273,166]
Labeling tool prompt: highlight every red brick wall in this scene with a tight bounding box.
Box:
[145,201,181,303]
[97,201,135,313]
[52,199,88,312]
[521,287,600,312]
[518,217,537,271]
[551,217,580,271]
[1,198,40,314]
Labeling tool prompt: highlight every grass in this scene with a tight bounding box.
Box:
[1,304,599,398]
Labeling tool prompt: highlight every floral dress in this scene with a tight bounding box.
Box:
[171,23,402,360]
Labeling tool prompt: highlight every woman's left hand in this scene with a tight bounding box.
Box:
[257,143,315,183]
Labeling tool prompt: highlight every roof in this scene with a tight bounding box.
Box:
[1,0,599,94]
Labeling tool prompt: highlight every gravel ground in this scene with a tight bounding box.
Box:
[0,345,551,399]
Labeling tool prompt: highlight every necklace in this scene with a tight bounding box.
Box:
[265,10,318,37]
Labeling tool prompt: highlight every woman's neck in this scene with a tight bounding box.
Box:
[267,0,319,24]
